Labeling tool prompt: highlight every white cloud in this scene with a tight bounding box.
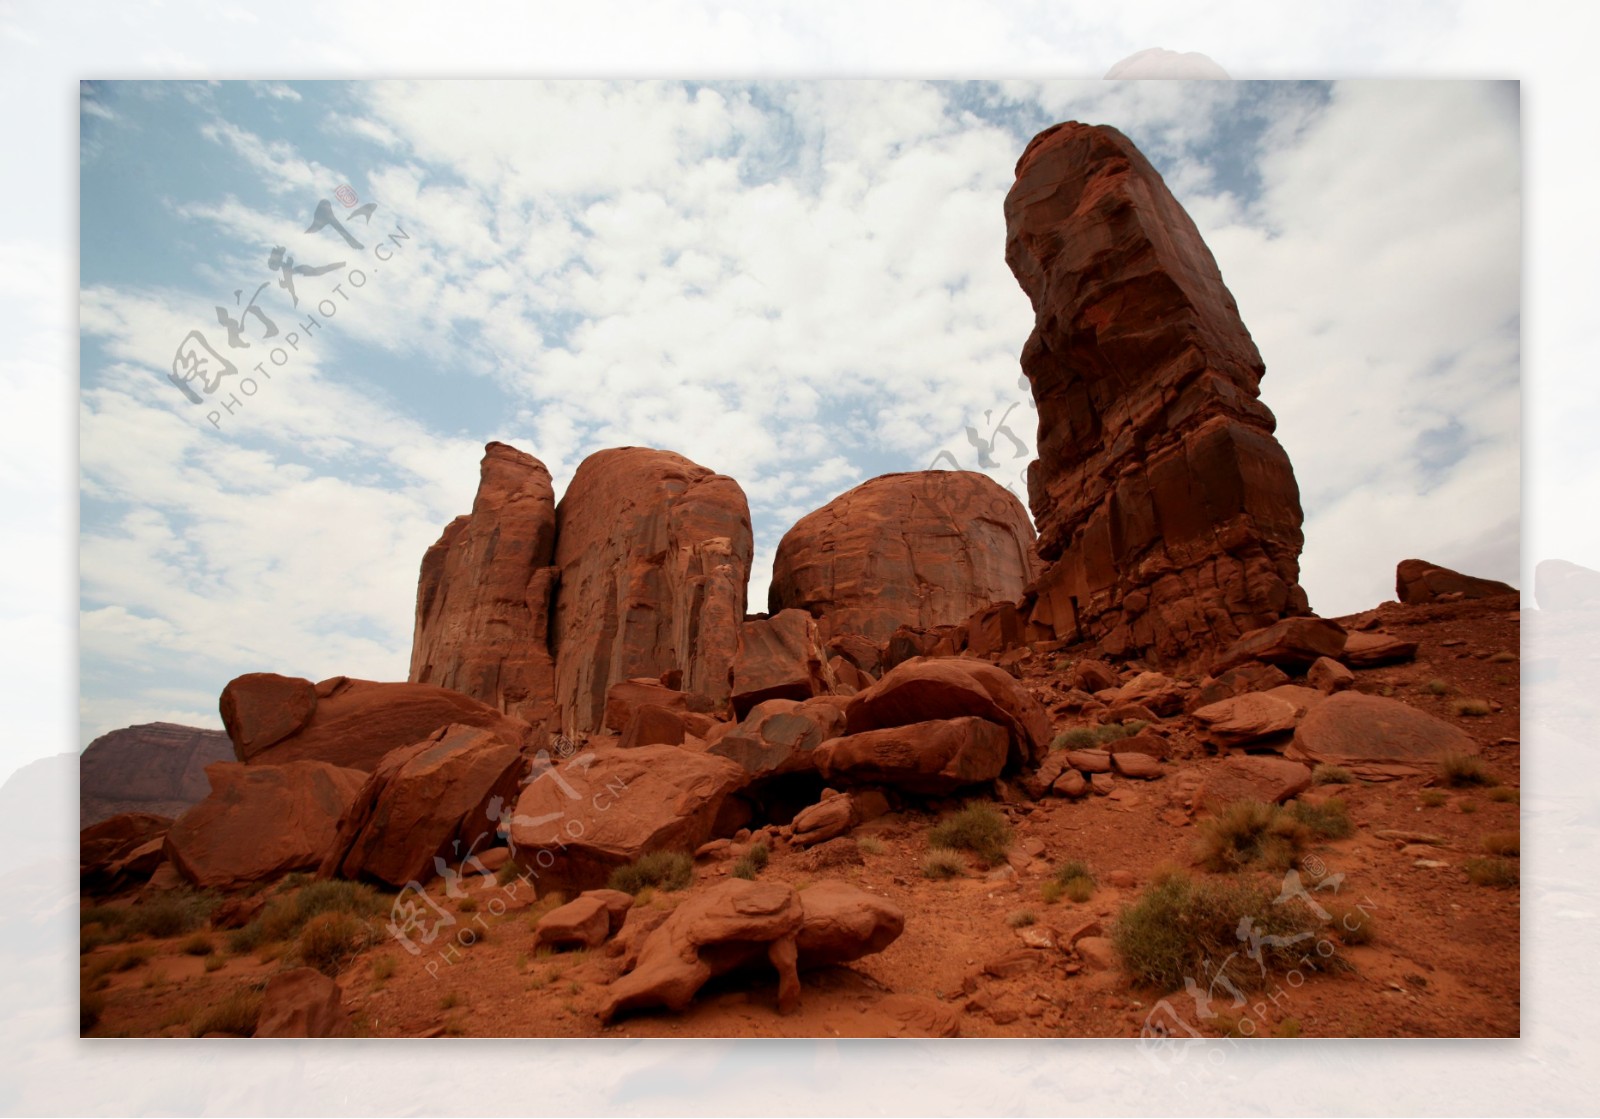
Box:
[79,79,1520,745]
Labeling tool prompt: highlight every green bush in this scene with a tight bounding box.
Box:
[1311,765,1353,785]
[1452,698,1492,717]
[1051,722,1147,751]
[1288,797,1353,840]
[921,851,967,880]
[608,851,694,895]
[1441,753,1497,788]
[1194,800,1310,872]
[1051,859,1096,902]
[122,890,220,939]
[232,878,387,952]
[1465,857,1519,888]
[297,911,374,976]
[179,933,215,957]
[1006,909,1037,928]
[928,803,1012,866]
[1480,831,1520,858]
[1113,870,1328,991]
[191,987,263,1036]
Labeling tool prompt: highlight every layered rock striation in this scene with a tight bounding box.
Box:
[1005,121,1309,665]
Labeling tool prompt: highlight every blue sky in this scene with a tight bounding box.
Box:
[77,79,1522,746]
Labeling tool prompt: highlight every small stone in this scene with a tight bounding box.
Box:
[1075,936,1117,971]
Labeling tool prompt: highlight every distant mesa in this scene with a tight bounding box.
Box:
[79,721,233,827]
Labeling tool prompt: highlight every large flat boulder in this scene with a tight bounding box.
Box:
[409,442,559,728]
[1191,692,1300,747]
[1288,692,1478,769]
[320,724,525,888]
[1396,558,1517,605]
[1339,631,1419,667]
[507,744,745,891]
[1192,755,1313,814]
[220,673,530,772]
[164,761,365,889]
[814,717,1009,794]
[1209,617,1348,676]
[769,471,1037,645]
[843,656,1051,767]
[551,447,752,732]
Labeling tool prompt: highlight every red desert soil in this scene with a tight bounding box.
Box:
[81,597,1519,1039]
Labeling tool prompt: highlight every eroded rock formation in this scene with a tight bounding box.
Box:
[1005,121,1308,665]
[410,442,559,727]
[220,672,530,772]
[769,471,1037,644]
[551,448,752,733]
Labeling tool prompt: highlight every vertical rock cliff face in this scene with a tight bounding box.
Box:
[768,471,1038,644]
[551,447,753,732]
[1005,122,1309,664]
[409,442,559,727]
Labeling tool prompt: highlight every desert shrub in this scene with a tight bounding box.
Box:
[1418,790,1447,808]
[234,878,387,951]
[1481,831,1520,857]
[1041,881,1065,904]
[1006,909,1037,928]
[1311,765,1353,786]
[1423,679,1452,696]
[371,954,397,983]
[608,851,694,895]
[456,896,478,913]
[203,954,225,973]
[80,990,106,1033]
[111,945,154,972]
[1063,876,1095,903]
[297,911,374,976]
[496,858,528,886]
[928,803,1012,866]
[1441,753,1497,788]
[123,890,219,939]
[1459,801,1478,815]
[1452,698,1492,717]
[1487,787,1520,803]
[857,837,885,856]
[180,933,215,957]
[438,990,462,1010]
[191,988,263,1036]
[1113,870,1329,991]
[1465,857,1519,888]
[1052,722,1147,752]
[730,857,759,880]
[1327,902,1377,946]
[1288,797,1353,840]
[748,841,770,870]
[921,850,967,880]
[1194,800,1310,873]
[1051,859,1096,901]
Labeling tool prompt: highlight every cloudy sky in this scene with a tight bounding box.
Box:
[77,79,1520,746]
